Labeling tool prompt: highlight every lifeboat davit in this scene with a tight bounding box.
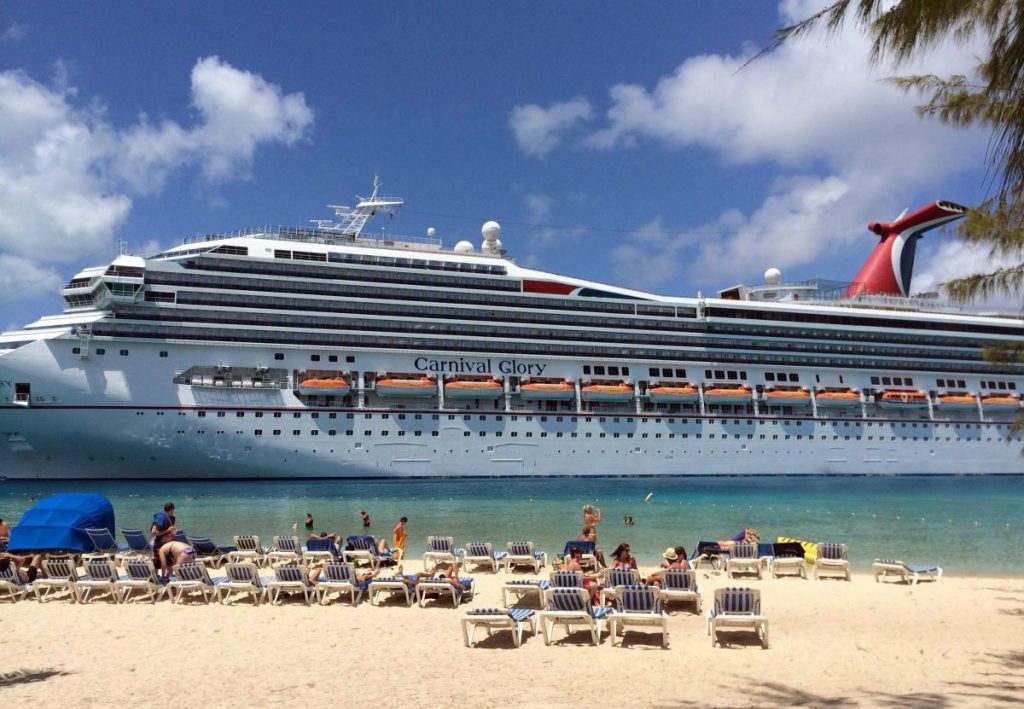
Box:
[519,381,575,401]
[297,377,351,397]
[702,386,752,405]
[375,376,437,398]
[445,379,503,399]
[981,394,1021,412]
[648,384,699,404]
[937,393,978,411]
[764,387,811,407]
[877,389,929,409]
[581,383,634,402]
[814,389,861,408]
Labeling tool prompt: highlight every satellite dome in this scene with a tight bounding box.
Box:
[427,227,436,238]
[764,267,782,285]
[481,221,501,242]
[454,240,475,254]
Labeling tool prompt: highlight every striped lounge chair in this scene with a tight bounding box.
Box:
[872,558,943,585]
[303,537,340,565]
[598,566,641,605]
[504,541,547,573]
[814,542,851,581]
[423,536,459,570]
[217,562,267,605]
[0,561,34,602]
[501,578,551,608]
[76,557,125,604]
[461,542,507,573]
[34,557,80,603]
[84,527,131,563]
[415,574,474,608]
[167,561,229,604]
[707,586,769,648]
[609,585,669,648]
[185,535,236,568]
[659,568,701,613]
[116,558,168,603]
[462,608,537,648]
[368,574,414,606]
[266,535,302,565]
[726,541,762,579]
[266,563,315,605]
[317,561,367,606]
[538,587,614,645]
[227,535,268,567]
[120,527,154,558]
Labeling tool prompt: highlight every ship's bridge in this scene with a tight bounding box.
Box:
[61,254,145,310]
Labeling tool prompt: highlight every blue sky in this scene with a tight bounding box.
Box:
[0,1,1002,328]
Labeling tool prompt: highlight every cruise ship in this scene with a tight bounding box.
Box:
[1,178,1022,479]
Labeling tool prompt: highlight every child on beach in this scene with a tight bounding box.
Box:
[392,516,408,559]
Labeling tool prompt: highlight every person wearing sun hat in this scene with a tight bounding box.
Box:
[646,545,689,586]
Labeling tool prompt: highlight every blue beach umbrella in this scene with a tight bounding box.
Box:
[7,493,115,553]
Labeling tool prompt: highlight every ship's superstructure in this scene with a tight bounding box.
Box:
[0,181,1021,479]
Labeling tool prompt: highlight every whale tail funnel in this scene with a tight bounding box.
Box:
[846,200,967,298]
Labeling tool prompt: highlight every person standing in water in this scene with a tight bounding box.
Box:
[360,511,371,528]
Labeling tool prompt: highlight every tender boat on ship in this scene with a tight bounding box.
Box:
[763,387,811,407]
[519,380,575,401]
[981,394,1021,412]
[703,386,753,405]
[375,376,437,398]
[936,393,978,410]
[647,384,699,404]
[297,376,351,397]
[814,389,861,408]
[877,390,930,410]
[445,378,503,399]
[580,383,633,403]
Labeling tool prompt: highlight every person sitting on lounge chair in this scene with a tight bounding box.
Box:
[578,526,606,567]
[0,552,44,582]
[393,561,469,593]
[646,546,690,586]
[609,543,638,569]
[555,545,603,604]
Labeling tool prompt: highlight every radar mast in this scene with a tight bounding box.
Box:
[312,174,404,237]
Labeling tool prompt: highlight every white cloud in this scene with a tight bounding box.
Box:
[509,98,593,158]
[0,254,63,304]
[520,1,989,288]
[0,57,314,303]
[912,239,1022,311]
[1,22,27,43]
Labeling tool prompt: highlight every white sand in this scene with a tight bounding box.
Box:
[1,561,1021,708]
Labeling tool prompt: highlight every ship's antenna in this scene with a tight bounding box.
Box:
[320,173,404,237]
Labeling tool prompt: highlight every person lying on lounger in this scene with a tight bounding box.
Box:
[391,561,469,593]
[306,564,385,589]
[0,552,44,582]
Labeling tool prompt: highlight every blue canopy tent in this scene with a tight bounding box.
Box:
[7,493,115,553]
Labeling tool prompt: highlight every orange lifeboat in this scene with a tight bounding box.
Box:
[877,389,929,409]
[703,386,752,405]
[581,382,634,403]
[648,384,699,404]
[519,381,575,401]
[814,389,861,408]
[375,376,437,398]
[937,393,977,411]
[445,378,503,399]
[981,394,1021,412]
[297,377,351,397]
[764,387,811,407]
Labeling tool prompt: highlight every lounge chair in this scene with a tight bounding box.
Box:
[707,587,769,648]
[266,564,316,605]
[303,537,339,565]
[501,578,551,608]
[116,558,168,603]
[166,561,229,603]
[83,527,130,562]
[814,542,851,581]
[690,541,726,570]
[658,568,701,613]
[872,559,943,585]
[504,541,547,573]
[538,587,614,645]
[726,541,762,579]
[76,557,125,604]
[423,536,459,570]
[462,608,537,648]
[368,574,414,606]
[599,567,641,605]
[0,561,33,602]
[185,535,235,568]
[120,527,153,558]
[34,557,79,603]
[227,535,268,567]
[217,562,267,605]
[266,535,302,565]
[562,540,599,571]
[462,542,507,573]
[342,535,394,570]
[415,574,474,608]
[609,585,669,648]
[316,561,366,606]
[770,542,807,579]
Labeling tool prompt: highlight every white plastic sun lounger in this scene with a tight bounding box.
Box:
[872,558,943,585]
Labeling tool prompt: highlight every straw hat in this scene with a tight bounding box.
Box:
[663,547,678,561]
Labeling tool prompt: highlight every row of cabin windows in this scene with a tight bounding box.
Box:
[870,376,915,386]
[980,379,1017,390]
[648,367,688,378]
[198,429,1004,441]
[704,369,749,381]
[937,378,969,389]
[763,372,799,382]
[71,347,171,358]
[582,364,630,376]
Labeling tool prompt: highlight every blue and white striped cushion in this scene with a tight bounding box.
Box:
[506,579,550,589]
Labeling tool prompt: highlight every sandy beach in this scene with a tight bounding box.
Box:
[2,559,1022,708]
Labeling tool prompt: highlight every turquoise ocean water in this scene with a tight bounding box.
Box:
[2,476,1022,573]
